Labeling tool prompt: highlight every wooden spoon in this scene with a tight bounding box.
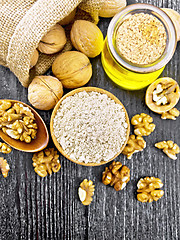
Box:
[0,99,49,152]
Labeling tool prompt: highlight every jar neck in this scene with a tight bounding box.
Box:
[107,3,177,73]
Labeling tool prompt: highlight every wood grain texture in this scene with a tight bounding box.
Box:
[0,0,180,239]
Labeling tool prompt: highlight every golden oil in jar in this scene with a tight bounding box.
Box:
[101,4,177,90]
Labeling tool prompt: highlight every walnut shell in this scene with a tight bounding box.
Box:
[70,20,104,58]
[30,49,39,68]
[99,0,127,18]
[162,8,180,41]
[58,8,76,25]
[52,51,92,89]
[37,24,67,54]
[28,76,63,110]
[145,77,180,113]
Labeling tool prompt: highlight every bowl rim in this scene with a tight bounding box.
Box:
[50,87,130,166]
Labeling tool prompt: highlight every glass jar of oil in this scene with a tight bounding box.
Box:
[101,3,177,90]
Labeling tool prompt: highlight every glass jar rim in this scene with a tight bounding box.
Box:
[107,3,177,73]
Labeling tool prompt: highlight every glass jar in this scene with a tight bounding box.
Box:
[101,3,177,90]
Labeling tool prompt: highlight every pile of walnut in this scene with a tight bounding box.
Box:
[102,161,130,191]
[122,113,155,159]
[0,100,37,143]
[0,157,10,178]
[137,177,164,203]
[32,148,61,177]
[28,2,129,111]
[145,77,180,120]
[78,179,95,205]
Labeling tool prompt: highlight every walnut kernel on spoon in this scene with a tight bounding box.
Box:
[0,99,49,152]
[145,77,180,113]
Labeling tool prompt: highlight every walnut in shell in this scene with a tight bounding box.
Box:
[58,8,76,25]
[162,8,180,42]
[145,77,180,113]
[30,49,39,68]
[52,51,92,89]
[99,0,127,18]
[38,24,67,54]
[28,76,63,110]
[70,20,104,58]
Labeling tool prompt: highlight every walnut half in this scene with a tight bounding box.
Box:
[0,142,12,154]
[102,161,130,191]
[131,113,155,136]
[122,135,146,159]
[161,108,180,120]
[137,177,164,203]
[78,179,95,205]
[32,148,61,177]
[0,157,10,178]
[155,141,180,160]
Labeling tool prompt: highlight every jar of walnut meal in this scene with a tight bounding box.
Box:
[101,3,177,90]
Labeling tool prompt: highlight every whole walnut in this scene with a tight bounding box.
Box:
[28,76,63,110]
[52,51,92,89]
[162,8,180,41]
[30,49,39,68]
[37,24,67,54]
[70,20,104,58]
[58,8,76,25]
[99,0,127,18]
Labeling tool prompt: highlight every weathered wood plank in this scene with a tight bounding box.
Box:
[0,0,180,239]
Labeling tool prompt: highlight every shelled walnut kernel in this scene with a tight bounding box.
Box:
[0,142,12,154]
[0,101,37,143]
[131,113,155,136]
[161,108,180,120]
[155,141,180,160]
[102,161,130,191]
[0,157,10,178]
[78,179,95,205]
[122,135,146,159]
[32,148,61,177]
[137,177,164,203]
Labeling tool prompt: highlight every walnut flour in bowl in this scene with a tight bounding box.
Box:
[115,13,167,65]
[51,87,130,166]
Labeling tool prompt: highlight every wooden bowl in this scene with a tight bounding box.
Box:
[50,87,130,166]
[0,99,49,152]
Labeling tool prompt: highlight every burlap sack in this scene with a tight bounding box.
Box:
[0,0,104,87]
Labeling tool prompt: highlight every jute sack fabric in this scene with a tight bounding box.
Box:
[0,0,104,87]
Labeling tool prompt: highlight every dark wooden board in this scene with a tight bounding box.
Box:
[0,0,180,239]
